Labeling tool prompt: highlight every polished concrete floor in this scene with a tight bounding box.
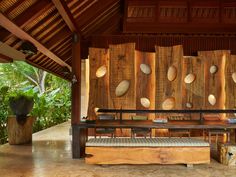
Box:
[0,122,236,177]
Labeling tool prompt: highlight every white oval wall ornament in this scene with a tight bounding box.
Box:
[115,80,130,97]
[208,94,216,106]
[186,102,193,108]
[96,65,107,78]
[140,64,151,75]
[209,65,218,74]
[94,107,99,114]
[232,72,236,83]
[140,97,150,108]
[184,73,196,84]
[167,66,177,81]
[162,97,175,110]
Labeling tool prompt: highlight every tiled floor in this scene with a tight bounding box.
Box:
[0,121,236,177]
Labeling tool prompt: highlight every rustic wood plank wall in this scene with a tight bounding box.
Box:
[182,56,204,120]
[155,45,183,110]
[135,50,155,120]
[225,55,236,117]
[88,48,110,118]
[198,50,230,119]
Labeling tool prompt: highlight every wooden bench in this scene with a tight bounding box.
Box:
[85,138,210,166]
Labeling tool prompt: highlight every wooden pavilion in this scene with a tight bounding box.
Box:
[1,0,236,165]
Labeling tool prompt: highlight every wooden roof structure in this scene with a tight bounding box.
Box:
[0,0,122,79]
[1,0,236,80]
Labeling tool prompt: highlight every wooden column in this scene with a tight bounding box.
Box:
[71,33,86,158]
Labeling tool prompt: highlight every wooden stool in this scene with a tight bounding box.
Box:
[169,129,191,138]
[204,129,230,144]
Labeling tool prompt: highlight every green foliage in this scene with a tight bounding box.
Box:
[0,86,10,144]
[0,62,71,144]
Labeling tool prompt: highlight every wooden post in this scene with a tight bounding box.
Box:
[71,33,86,158]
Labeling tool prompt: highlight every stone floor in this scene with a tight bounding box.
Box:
[0,121,236,177]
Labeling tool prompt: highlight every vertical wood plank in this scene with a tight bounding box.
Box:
[225,55,236,117]
[135,50,155,120]
[198,50,229,119]
[109,43,136,136]
[88,48,110,118]
[155,45,183,110]
[109,43,136,111]
[182,56,204,119]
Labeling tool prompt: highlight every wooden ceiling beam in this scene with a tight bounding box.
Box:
[52,0,81,34]
[0,12,71,70]
[1,0,53,42]
[0,53,13,63]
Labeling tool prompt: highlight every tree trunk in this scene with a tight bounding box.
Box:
[7,116,35,145]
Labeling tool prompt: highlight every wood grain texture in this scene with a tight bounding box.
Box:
[88,48,110,118]
[135,50,155,120]
[7,116,35,145]
[198,50,230,119]
[182,56,204,119]
[86,146,210,165]
[109,43,136,111]
[218,143,236,166]
[155,45,183,110]
[225,55,236,117]
[109,43,136,136]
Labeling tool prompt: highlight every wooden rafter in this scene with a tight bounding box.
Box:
[52,0,81,34]
[0,53,13,63]
[0,12,71,70]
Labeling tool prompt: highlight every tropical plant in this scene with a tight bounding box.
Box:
[8,90,34,125]
[0,61,71,144]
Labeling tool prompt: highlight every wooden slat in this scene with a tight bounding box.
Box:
[52,0,81,33]
[135,50,155,120]
[88,47,110,118]
[109,43,136,136]
[198,50,230,118]
[225,55,236,117]
[182,56,204,119]
[0,12,71,70]
[155,45,183,110]
[109,43,136,110]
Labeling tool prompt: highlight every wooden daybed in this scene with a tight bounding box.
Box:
[85,138,210,166]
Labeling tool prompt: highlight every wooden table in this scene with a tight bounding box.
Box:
[72,120,236,158]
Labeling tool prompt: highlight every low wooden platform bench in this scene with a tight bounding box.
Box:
[85,138,210,166]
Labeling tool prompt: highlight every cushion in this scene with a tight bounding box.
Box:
[86,138,209,147]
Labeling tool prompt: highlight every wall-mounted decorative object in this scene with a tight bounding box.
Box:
[232,72,236,84]
[140,97,151,108]
[210,65,218,74]
[155,45,183,110]
[184,73,196,84]
[115,80,130,97]
[140,63,151,75]
[96,65,107,78]
[162,97,175,110]
[167,66,177,81]
[208,94,216,106]
[186,102,193,108]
